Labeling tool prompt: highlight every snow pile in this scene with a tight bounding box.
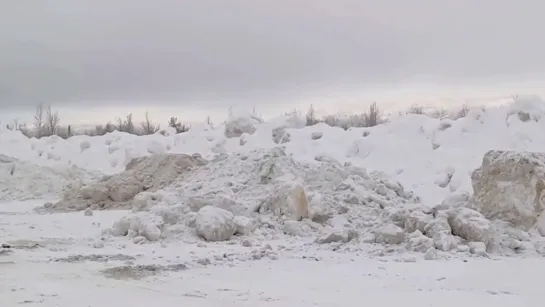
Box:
[97,148,419,246]
[51,153,207,211]
[0,154,97,201]
[90,147,539,259]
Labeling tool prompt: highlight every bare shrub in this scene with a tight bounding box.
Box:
[94,122,116,136]
[431,107,449,119]
[452,104,470,120]
[141,112,160,135]
[116,113,137,134]
[19,124,34,138]
[55,126,71,139]
[306,102,385,129]
[407,104,425,114]
[5,119,20,131]
[206,116,213,128]
[167,117,190,134]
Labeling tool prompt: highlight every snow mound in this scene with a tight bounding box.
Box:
[50,153,207,211]
[471,150,545,230]
[103,148,541,257]
[102,148,462,255]
[0,154,97,201]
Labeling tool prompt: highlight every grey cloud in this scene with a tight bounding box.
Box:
[1,0,544,109]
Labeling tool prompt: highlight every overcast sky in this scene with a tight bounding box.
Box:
[1,0,545,122]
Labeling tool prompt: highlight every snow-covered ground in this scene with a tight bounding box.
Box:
[1,202,542,307]
[2,96,545,306]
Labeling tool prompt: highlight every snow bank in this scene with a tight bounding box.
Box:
[4,96,545,208]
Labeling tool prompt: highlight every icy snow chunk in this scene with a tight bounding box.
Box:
[282,220,312,237]
[256,147,294,184]
[79,141,91,152]
[111,217,131,237]
[132,192,162,212]
[424,247,439,260]
[434,192,470,212]
[140,223,162,242]
[311,132,323,140]
[195,206,236,242]
[404,211,433,233]
[233,216,256,236]
[84,208,93,216]
[472,150,545,230]
[406,230,434,252]
[185,212,197,228]
[383,207,409,228]
[272,127,291,144]
[224,117,258,138]
[374,224,405,245]
[423,218,451,238]
[432,232,458,251]
[316,229,358,244]
[434,167,454,188]
[448,207,490,244]
[468,242,488,256]
[187,194,243,215]
[287,184,310,221]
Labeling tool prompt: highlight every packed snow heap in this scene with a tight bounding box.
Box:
[38,146,545,258]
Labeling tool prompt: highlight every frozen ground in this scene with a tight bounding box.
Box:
[1,202,542,307]
[2,96,545,306]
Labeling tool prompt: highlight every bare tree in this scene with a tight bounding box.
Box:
[141,112,159,135]
[306,105,319,126]
[33,104,45,137]
[365,102,381,127]
[45,105,60,136]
